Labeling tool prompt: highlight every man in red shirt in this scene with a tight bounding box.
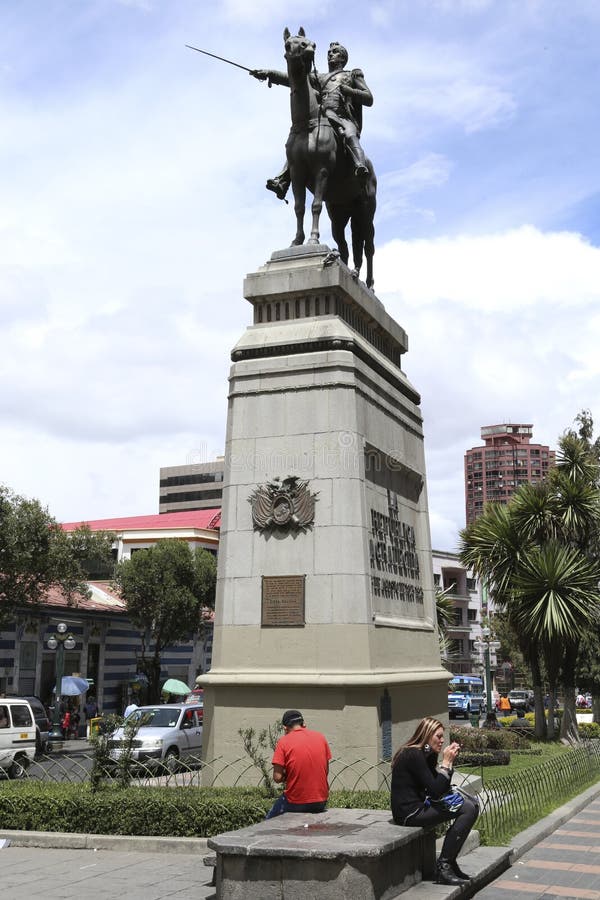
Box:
[265,710,332,819]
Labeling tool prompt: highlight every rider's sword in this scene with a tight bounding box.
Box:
[185,45,254,73]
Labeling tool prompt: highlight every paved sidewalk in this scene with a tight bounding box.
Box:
[3,778,600,899]
[0,845,215,900]
[477,791,600,899]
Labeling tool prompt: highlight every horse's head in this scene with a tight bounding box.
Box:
[283,26,315,74]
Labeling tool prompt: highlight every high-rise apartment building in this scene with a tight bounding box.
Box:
[465,424,555,525]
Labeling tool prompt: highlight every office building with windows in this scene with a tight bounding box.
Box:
[159,459,225,513]
[464,424,555,525]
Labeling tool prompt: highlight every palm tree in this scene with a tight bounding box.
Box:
[512,541,600,739]
[460,436,600,741]
[435,587,458,671]
[460,498,548,738]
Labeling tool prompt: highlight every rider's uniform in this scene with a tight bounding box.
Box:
[314,68,370,142]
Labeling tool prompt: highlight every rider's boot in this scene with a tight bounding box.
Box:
[346,137,369,180]
[266,165,291,201]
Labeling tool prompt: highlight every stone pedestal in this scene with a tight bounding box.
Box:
[208,809,436,900]
[201,246,449,785]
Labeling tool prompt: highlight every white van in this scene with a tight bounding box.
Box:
[0,698,37,777]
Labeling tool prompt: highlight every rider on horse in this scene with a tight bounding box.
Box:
[251,41,373,201]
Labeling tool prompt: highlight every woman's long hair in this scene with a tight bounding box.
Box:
[391,716,444,769]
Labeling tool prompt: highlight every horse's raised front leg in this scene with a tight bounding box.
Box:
[309,169,328,244]
[290,178,306,246]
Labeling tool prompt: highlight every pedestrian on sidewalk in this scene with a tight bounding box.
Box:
[390,716,479,886]
[499,694,511,716]
[265,710,332,819]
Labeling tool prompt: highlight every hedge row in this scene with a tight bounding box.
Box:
[0,783,390,837]
[579,722,600,739]
[458,750,510,767]
[449,725,530,751]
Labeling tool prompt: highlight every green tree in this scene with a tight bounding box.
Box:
[0,485,114,627]
[460,431,600,741]
[113,540,217,702]
[567,411,600,722]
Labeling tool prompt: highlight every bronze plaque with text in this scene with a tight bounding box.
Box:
[262,575,306,627]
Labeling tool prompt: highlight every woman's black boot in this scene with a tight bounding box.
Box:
[435,858,466,885]
[451,859,471,881]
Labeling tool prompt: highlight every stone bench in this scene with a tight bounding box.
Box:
[207,807,436,900]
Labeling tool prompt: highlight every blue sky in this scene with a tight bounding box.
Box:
[2,0,600,550]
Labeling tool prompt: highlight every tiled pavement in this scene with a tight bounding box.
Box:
[0,845,215,899]
[476,797,600,899]
[3,781,600,898]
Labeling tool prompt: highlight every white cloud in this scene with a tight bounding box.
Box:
[377,227,600,312]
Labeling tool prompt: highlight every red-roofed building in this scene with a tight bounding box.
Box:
[62,509,221,562]
[0,510,221,718]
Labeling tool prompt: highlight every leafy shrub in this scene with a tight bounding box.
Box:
[0,782,399,837]
[329,790,388,809]
[458,750,510,767]
[449,725,529,751]
[0,782,272,837]
[579,722,600,739]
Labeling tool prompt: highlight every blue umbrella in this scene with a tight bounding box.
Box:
[53,676,90,696]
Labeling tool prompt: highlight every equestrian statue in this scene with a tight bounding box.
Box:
[250,28,377,289]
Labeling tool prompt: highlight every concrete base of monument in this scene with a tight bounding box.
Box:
[208,808,437,900]
[200,676,450,790]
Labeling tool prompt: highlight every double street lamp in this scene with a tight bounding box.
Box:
[47,623,76,743]
[474,625,501,714]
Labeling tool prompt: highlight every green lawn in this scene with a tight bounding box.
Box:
[460,741,572,785]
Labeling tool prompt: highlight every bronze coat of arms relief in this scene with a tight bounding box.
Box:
[249,476,318,532]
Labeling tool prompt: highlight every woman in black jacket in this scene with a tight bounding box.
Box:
[391,716,479,886]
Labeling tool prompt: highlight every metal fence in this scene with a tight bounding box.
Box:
[475,740,600,844]
[2,742,600,849]
[0,751,398,790]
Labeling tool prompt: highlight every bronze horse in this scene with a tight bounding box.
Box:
[283,28,377,288]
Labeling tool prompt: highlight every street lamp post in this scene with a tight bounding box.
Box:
[47,623,76,744]
[474,625,501,713]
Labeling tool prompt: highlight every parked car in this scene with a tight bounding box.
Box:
[8,694,51,753]
[508,689,534,712]
[0,697,37,777]
[448,690,485,719]
[108,703,203,770]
